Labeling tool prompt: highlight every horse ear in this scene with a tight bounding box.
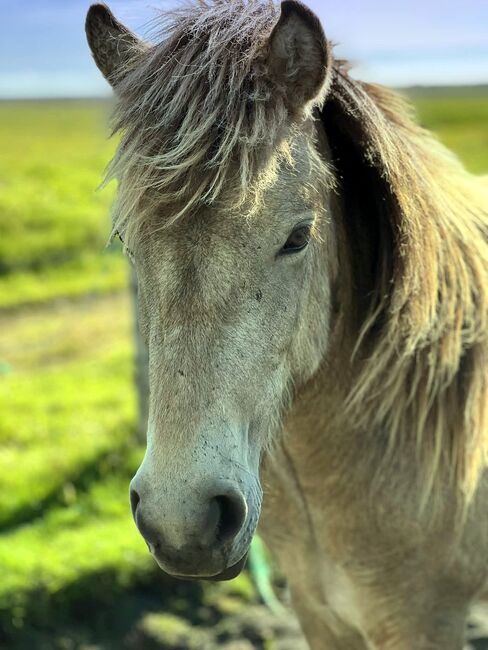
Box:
[85,3,146,87]
[267,1,331,113]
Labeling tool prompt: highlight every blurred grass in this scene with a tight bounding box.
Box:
[410,91,488,174]
[0,101,125,308]
[0,294,148,638]
[0,91,486,646]
[0,294,136,527]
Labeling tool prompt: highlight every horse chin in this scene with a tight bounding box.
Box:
[160,551,249,582]
[198,552,249,581]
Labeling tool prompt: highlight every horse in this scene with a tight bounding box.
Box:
[85,2,488,647]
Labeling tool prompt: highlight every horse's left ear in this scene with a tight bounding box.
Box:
[267,1,332,114]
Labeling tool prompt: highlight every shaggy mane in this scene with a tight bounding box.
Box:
[108,0,289,242]
[106,0,488,508]
[326,69,488,506]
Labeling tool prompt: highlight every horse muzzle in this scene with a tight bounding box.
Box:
[129,476,261,580]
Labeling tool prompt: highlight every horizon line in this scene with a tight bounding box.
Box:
[1,82,487,102]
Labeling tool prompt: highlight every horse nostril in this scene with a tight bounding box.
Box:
[213,492,247,544]
[130,488,140,520]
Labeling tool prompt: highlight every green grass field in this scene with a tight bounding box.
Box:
[411,89,488,175]
[0,91,487,648]
[0,101,125,308]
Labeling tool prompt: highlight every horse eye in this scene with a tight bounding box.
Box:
[280,224,312,255]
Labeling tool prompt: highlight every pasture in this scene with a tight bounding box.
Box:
[0,90,487,648]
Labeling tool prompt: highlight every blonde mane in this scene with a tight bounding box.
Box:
[107,0,289,241]
[106,0,488,507]
[327,71,488,506]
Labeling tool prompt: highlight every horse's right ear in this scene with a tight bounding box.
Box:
[85,4,146,88]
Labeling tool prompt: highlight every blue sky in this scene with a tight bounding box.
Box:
[0,0,487,98]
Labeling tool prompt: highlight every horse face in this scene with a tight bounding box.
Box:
[129,130,333,579]
[86,0,333,579]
